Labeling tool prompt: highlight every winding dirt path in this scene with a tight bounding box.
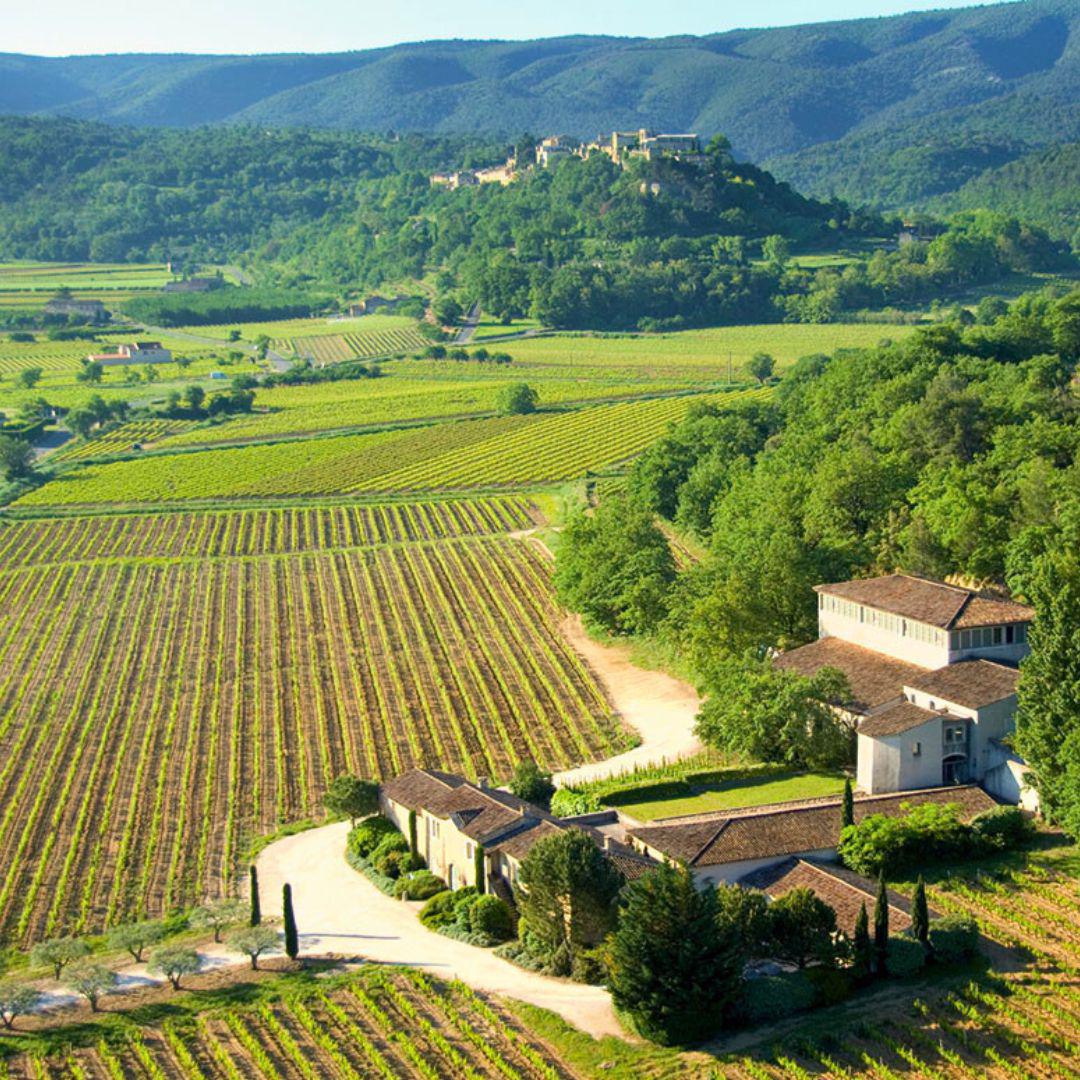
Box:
[554,613,702,787]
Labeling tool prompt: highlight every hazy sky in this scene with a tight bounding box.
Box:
[10,0,990,56]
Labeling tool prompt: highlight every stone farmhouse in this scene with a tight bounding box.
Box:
[379,768,654,897]
[43,297,109,323]
[774,574,1035,805]
[86,340,172,366]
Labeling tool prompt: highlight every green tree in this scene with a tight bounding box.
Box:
[747,352,774,384]
[517,829,622,971]
[65,963,116,1012]
[873,873,890,976]
[249,865,261,926]
[0,983,42,1029]
[184,384,205,410]
[911,875,929,950]
[554,496,676,636]
[76,359,104,384]
[147,946,200,990]
[323,774,379,826]
[176,355,193,370]
[852,902,873,983]
[694,656,853,770]
[227,926,279,970]
[606,865,743,1045]
[496,382,539,415]
[31,937,89,980]
[0,435,34,481]
[15,367,42,389]
[508,760,555,809]
[762,234,790,270]
[434,296,463,325]
[283,883,299,961]
[190,898,246,943]
[105,920,165,963]
[143,364,160,383]
[228,329,242,342]
[474,844,486,894]
[841,777,855,830]
[765,887,838,968]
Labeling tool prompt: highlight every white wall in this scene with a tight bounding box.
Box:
[818,608,946,668]
[857,714,944,794]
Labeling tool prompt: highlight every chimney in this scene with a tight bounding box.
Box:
[478,777,489,790]
[603,836,614,851]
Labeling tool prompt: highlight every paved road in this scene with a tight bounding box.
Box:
[454,302,482,345]
[256,821,622,1037]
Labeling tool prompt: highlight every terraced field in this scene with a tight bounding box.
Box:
[19,389,764,506]
[50,420,196,462]
[0,532,620,941]
[3,969,574,1078]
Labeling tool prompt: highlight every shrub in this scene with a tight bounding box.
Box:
[550,787,600,817]
[929,915,980,964]
[348,818,399,860]
[886,937,927,978]
[373,840,420,879]
[839,802,972,877]
[508,760,555,809]
[419,889,462,929]
[806,965,852,1006]
[570,947,607,985]
[736,971,817,1024]
[971,806,1034,850]
[394,870,447,901]
[468,895,514,941]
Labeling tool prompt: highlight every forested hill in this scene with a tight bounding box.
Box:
[1,0,1077,165]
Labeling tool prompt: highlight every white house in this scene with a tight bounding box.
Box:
[87,341,173,366]
[775,574,1034,802]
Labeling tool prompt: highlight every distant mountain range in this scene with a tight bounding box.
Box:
[0,0,1077,229]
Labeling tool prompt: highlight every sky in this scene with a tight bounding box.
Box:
[8,0,991,56]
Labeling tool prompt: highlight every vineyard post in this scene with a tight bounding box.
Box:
[283,883,299,961]
[250,865,261,927]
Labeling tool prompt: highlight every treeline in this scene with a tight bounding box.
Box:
[556,287,1080,775]
[123,288,332,328]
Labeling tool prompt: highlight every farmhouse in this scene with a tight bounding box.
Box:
[87,341,173,366]
[380,769,654,894]
[774,574,1034,802]
[624,784,996,884]
[43,297,108,323]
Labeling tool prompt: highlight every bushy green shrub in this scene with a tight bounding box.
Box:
[394,870,447,901]
[550,787,600,817]
[839,803,972,877]
[887,936,927,978]
[570,947,607,985]
[736,971,818,1023]
[420,887,477,929]
[370,833,411,877]
[468,895,514,941]
[929,915,980,964]
[348,817,398,859]
[805,965,852,1006]
[971,806,1034,850]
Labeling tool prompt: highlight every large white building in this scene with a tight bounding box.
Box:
[775,574,1035,805]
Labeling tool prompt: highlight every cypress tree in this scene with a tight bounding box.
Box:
[283,883,299,961]
[912,875,930,951]
[841,777,855,830]
[852,902,873,983]
[873,872,889,976]
[474,844,485,894]
[408,809,418,856]
[249,865,261,927]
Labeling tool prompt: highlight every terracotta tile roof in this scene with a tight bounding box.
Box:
[858,700,961,738]
[905,660,1019,710]
[773,637,925,714]
[628,785,997,868]
[739,858,916,936]
[380,768,462,813]
[815,574,1033,630]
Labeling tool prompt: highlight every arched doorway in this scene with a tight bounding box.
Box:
[942,754,967,785]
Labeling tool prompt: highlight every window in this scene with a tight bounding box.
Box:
[912,741,921,756]
[992,626,1003,645]
[944,725,966,744]
[465,842,474,858]
[1006,625,1014,644]
[1018,624,1028,644]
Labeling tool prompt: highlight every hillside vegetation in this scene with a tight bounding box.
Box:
[0,0,1076,169]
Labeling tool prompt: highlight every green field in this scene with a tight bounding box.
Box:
[0,261,175,293]
[503,324,916,376]
[17,389,766,506]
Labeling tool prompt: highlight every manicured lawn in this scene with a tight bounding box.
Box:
[615,771,847,821]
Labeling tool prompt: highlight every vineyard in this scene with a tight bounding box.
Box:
[18,390,766,506]
[0,535,621,941]
[0,497,537,565]
[714,850,1080,1079]
[287,326,429,363]
[50,420,195,462]
[2,968,575,1078]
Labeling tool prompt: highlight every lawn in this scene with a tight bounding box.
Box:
[613,770,847,820]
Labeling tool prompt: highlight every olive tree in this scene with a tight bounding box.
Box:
[148,946,201,991]
[227,926,279,970]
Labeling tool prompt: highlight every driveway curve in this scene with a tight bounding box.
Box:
[255,821,621,1037]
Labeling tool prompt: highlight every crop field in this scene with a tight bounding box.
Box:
[0,534,620,940]
[20,390,763,506]
[0,261,173,292]
[504,324,916,377]
[183,314,416,345]
[2,969,576,1078]
[288,325,429,362]
[715,850,1080,1079]
[0,498,538,565]
[50,420,196,462]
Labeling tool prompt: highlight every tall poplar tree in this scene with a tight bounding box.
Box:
[283,884,299,961]
[249,865,261,927]
[873,873,889,976]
